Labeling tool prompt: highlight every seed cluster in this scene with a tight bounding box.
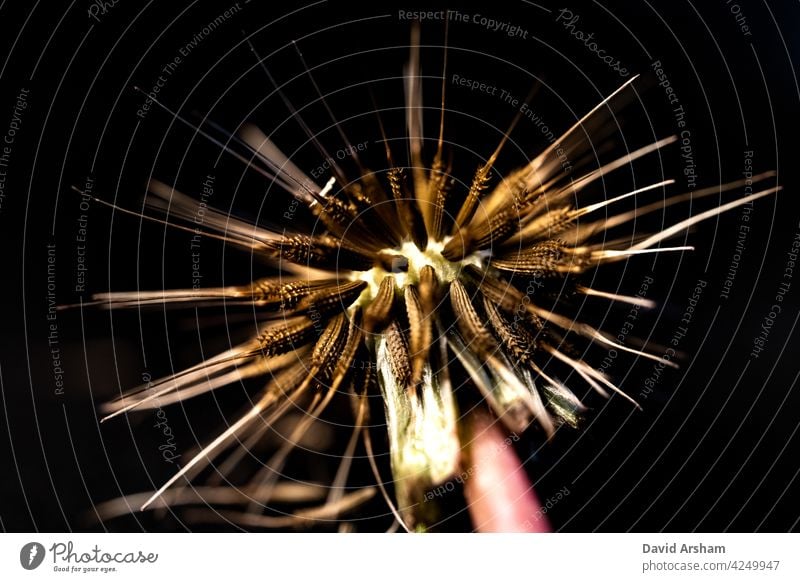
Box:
[88,45,779,531]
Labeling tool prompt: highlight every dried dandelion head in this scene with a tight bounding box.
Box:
[82,30,780,532]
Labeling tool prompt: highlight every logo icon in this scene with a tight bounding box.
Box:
[20,542,45,570]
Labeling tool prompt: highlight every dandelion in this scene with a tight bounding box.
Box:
[76,29,779,532]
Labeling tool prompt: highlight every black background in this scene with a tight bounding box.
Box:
[1,0,799,532]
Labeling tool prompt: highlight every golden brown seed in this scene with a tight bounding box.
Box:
[449,279,497,356]
[265,235,376,272]
[404,285,432,386]
[491,240,574,275]
[255,317,318,358]
[384,321,411,387]
[452,163,492,232]
[483,296,538,365]
[363,276,396,333]
[311,313,349,372]
[296,280,367,315]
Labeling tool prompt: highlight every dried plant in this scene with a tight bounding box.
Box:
[76,31,779,532]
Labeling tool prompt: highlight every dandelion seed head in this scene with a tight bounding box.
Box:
[78,28,781,532]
